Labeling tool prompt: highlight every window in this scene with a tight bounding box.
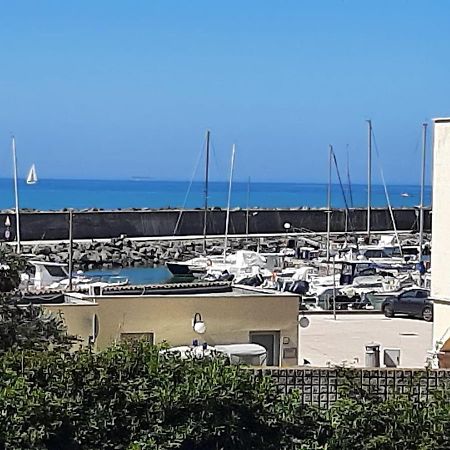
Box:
[46,265,67,277]
[120,332,154,344]
[416,290,429,299]
[400,290,415,300]
[359,268,377,276]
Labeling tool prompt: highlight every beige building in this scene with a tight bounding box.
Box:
[45,285,300,367]
[431,118,450,367]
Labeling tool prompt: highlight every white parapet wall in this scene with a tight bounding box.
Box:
[431,118,450,360]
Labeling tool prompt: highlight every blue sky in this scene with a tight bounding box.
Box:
[0,1,448,184]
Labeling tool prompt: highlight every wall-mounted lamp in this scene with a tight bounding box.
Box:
[192,312,206,334]
[283,222,291,230]
[299,316,310,329]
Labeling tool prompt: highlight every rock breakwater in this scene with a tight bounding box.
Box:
[20,237,288,270]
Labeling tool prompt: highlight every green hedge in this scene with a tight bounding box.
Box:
[1,342,449,450]
[0,249,449,449]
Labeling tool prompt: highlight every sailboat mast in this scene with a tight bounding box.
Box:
[367,120,372,239]
[11,137,21,253]
[223,144,236,262]
[68,209,74,291]
[419,122,427,262]
[245,176,251,238]
[202,129,210,254]
[326,144,333,261]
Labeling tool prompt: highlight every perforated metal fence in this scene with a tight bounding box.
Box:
[256,367,450,408]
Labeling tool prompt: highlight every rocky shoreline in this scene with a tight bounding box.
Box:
[20,237,288,270]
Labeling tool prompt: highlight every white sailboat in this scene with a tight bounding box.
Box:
[26,164,38,185]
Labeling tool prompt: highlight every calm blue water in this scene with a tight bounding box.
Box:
[0,178,432,210]
[86,266,173,285]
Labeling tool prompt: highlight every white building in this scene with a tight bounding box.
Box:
[431,118,450,367]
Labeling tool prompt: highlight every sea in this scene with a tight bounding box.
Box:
[0,178,432,211]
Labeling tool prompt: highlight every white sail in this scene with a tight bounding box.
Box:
[26,164,38,184]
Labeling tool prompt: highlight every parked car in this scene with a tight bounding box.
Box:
[381,288,432,322]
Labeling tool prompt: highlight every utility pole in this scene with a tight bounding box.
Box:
[419,122,427,263]
[332,254,337,320]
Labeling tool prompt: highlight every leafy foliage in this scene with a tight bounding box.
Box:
[0,341,449,450]
[0,302,73,355]
[0,246,25,292]
[1,247,449,449]
[325,383,450,450]
[0,246,74,355]
[0,342,325,449]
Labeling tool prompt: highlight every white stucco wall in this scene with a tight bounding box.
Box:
[431,118,450,353]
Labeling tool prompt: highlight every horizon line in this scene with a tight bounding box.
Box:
[0,176,432,188]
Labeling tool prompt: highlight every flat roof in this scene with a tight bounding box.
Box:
[39,283,297,305]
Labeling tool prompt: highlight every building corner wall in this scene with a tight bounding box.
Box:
[431,118,450,358]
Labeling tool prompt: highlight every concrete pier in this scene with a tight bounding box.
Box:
[0,207,431,242]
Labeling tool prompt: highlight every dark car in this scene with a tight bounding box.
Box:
[381,288,432,322]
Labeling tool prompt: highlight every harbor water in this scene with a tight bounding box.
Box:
[86,266,174,285]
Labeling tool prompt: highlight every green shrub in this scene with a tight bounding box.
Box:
[1,342,450,449]
[0,342,325,449]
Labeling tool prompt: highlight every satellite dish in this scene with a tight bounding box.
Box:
[92,314,99,341]
[299,316,310,328]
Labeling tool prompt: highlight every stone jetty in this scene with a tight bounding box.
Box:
[20,236,291,271]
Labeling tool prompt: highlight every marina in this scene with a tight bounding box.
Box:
[3,2,450,448]
[2,118,437,371]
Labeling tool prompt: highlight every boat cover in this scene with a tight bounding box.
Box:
[234,251,267,269]
[215,343,267,356]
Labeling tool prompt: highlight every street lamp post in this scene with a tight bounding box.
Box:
[331,252,337,321]
[68,209,74,291]
[283,221,291,248]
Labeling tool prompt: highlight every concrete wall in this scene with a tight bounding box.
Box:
[46,302,99,347]
[46,291,299,367]
[431,118,450,363]
[0,207,431,241]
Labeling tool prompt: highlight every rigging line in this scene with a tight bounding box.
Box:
[172,142,204,236]
[346,144,354,208]
[371,129,403,257]
[331,150,357,236]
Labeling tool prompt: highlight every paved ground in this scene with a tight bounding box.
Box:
[299,313,433,368]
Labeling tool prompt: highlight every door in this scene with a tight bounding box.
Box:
[396,290,417,314]
[410,290,428,316]
[249,331,280,366]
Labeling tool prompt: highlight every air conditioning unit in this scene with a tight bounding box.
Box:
[384,348,401,367]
